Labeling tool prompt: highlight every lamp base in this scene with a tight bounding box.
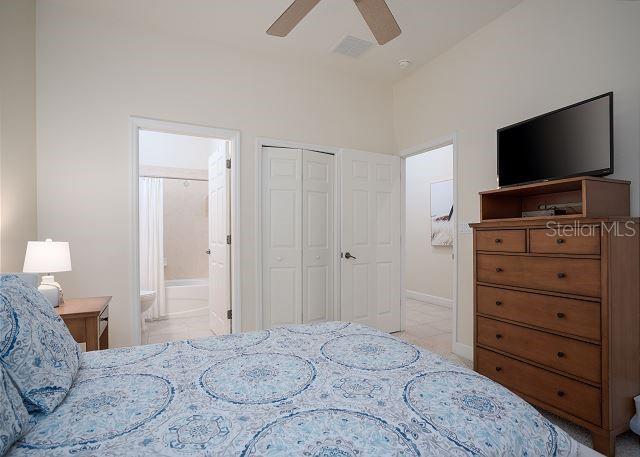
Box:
[39,275,63,307]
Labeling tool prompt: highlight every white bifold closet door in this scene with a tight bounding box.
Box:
[262,147,334,328]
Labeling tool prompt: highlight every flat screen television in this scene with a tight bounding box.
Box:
[497,92,613,187]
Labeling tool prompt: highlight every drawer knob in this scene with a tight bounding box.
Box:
[557,272,566,279]
[495,267,503,273]
[557,351,565,358]
[494,238,502,244]
[495,300,502,306]
[495,333,503,339]
[495,367,502,372]
[556,312,565,319]
[556,238,566,244]
[557,390,565,397]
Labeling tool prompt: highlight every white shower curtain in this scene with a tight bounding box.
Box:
[139,177,166,321]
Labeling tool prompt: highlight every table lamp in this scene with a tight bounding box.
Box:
[23,239,72,307]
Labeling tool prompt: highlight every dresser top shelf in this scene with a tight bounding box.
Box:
[479,176,630,222]
[480,176,630,197]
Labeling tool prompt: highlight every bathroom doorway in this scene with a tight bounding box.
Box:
[131,118,240,346]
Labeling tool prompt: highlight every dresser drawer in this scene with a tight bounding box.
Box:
[477,317,601,382]
[476,286,601,340]
[476,230,526,252]
[476,348,601,425]
[530,228,600,255]
[476,254,601,297]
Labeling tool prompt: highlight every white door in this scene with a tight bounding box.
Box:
[340,150,401,332]
[302,150,334,323]
[262,147,302,327]
[208,141,231,335]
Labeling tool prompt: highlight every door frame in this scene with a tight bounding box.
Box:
[130,117,242,345]
[398,133,465,358]
[255,137,341,330]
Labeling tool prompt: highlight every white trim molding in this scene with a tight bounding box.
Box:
[398,133,459,353]
[130,117,242,345]
[453,342,473,361]
[405,290,453,309]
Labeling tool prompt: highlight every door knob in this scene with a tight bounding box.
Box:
[205,249,211,255]
[344,252,357,260]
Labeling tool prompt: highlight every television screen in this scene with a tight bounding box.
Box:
[498,93,613,187]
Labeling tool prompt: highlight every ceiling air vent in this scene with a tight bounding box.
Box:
[332,35,373,59]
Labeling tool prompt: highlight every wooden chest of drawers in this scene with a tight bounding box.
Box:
[472,219,639,456]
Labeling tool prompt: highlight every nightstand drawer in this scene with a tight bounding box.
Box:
[476,347,601,426]
[57,296,111,351]
[477,316,601,382]
[476,285,601,340]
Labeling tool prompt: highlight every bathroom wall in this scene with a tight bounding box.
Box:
[163,177,208,280]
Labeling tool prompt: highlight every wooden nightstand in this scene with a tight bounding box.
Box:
[56,296,111,351]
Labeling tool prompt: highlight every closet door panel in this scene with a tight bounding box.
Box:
[263,147,302,327]
[302,150,334,324]
[340,150,401,332]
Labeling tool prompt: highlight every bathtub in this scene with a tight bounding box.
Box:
[165,278,208,318]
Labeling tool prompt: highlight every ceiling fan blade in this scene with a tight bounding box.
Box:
[267,0,322,37]
[353,0,401,45]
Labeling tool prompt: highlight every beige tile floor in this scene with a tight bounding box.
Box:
[393,298,468,364]
[141,309,214,345]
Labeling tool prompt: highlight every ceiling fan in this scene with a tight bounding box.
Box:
[267,0,401,45]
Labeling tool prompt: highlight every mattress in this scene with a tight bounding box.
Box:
[8,322,599,456]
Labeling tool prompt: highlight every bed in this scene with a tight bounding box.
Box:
[6,321,599,456]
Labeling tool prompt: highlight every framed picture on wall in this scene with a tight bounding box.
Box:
[430,179,454,246]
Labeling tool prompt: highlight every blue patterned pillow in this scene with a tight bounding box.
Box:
[0,365,33,455]
[0,275,80,414]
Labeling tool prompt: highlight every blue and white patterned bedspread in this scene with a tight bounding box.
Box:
[8,322,583,456]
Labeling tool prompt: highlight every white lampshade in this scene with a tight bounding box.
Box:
[23,239,72,274]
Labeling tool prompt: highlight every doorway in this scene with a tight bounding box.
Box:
[397,139,458,357]
[131,118,241,346]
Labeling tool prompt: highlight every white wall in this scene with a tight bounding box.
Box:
[0,0,37,272]
[405,145,453,301]
[139,130,221,171]
[393,0,640,349]
[36,1,395,347]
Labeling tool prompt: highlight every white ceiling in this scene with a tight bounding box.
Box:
[57,0,522,83]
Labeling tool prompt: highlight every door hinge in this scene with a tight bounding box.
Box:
[226,234,231,245]
[226,158,231,169]
[226,309,232,320]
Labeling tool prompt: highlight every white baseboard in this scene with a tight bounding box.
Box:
[165,306,208,319]
[453,342,473,361]
[405,290,453,309]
